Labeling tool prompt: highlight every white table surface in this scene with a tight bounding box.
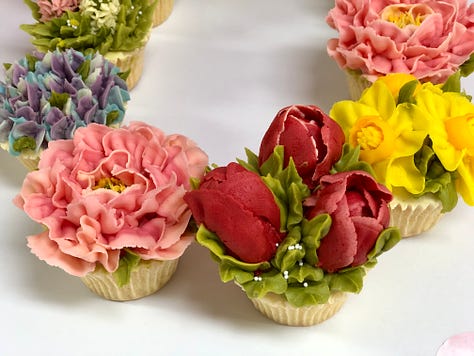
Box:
[0,1,473,355]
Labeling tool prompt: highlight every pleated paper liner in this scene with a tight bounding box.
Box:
[152,0,174,27]
[389,193,443,238]
[250,291,347,326]
[81,258,179,301]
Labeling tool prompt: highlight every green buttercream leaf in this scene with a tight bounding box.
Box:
[325,267,365,294]
[301,214,332,266]
[287,264,324,283]
[285,281,330,307]
[13,136,36,153]
[118,70,130,82]
[236,148,259,174]
[240,270,287,299]
[272,226,304,272]
[331,144,375,176]
[260,145,284,177]
[397,80,418,104]
[414,142,458,212]
[219,261,254,284]
[76,59,91,79]
[460,53,474,77]
[3,63,12,71]
[366,227,401,262]
[442,71,462,93]
[25,53,39,72]
[195,225,270,275]
[22,0,42,21]
[106,111,120,126]
[261,175,288,230]
[49,91,70,110]
[112,249,141,287]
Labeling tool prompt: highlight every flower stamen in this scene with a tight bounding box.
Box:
[93,177,127,193]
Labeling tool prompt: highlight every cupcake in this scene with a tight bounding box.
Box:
[152,0,174,27]
[329,73,474,237]
[14,122,209,301]
[184,105,400,326]
[326,0,474,99]
[21,0,159,89]
[0,48,129,171]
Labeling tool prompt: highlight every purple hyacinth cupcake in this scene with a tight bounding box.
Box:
[0,48,130,170]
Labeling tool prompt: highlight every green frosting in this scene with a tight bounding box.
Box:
[112,249,141,287]
[196,146,401,307]
[21,0,157,54]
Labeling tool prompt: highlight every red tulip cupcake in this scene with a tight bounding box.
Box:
[15,122,208,301]
[185,105,400,326]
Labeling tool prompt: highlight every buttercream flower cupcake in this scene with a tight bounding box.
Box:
[152,0,174,27]
[21,0,158,89]
[14,122,208,301]
[329,73,474,237]
[0,48,129,171]
[326,0,474,99]
[184,105,400,326]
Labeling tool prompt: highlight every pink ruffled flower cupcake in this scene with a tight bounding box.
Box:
[14,122,208,301]
[326,0,474,99]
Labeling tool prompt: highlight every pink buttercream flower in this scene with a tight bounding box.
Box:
[327,0,474,83]
[37,0,80,22]
[14,122,208,277]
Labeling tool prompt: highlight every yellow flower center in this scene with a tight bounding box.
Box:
[349,116,396,164]
[445,114,474,151]
[381,4,433,28]
[93,177,127,193]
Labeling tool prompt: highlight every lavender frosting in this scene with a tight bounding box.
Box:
[0,48,130,155]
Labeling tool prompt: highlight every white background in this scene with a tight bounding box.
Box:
[0,1,473,355]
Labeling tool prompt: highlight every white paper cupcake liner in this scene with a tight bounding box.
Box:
[105,44,148,90]
[81,258,179,301]
[345,71,372,100]
[389,193,443,238]
[152,0,174,27]
[250,291,347,326]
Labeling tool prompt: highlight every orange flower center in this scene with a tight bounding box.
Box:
[349,116,396,164]
[381,4,433,28]
[93,177,127,193]
[445,114,474,151]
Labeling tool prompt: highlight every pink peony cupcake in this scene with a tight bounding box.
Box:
[326,0,474,99]
[14,122,208,301]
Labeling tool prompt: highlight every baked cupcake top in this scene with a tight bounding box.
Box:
[14,122,209,286]
[329,73,474,211]
[185,105,400,307]
[0,48,129,157]
[21,0,157,54]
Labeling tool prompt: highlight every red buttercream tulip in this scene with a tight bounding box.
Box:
[258,105,345,189]
[184,163,283,263]
[305,171,392,272]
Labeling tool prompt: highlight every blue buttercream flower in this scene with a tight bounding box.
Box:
[0,48,130,158]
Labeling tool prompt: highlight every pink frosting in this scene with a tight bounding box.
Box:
[327,0,474,83]
[14,122,208,276]
[37,0,80,22]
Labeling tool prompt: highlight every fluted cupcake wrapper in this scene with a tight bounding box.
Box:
[250,291,347,326]
[345,71,372,101]
[105,45,148,90]
[389,194,443,238]
[152,0,174,27]
[81,258,179,301]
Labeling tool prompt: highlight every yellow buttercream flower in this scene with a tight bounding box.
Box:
[330,74,428,194]
[414,86,474,205]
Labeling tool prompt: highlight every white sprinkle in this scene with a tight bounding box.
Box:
[299,261,304,267]
[303,282,308,288]
[275,243,279,247]
[288,245,295,251]
[254,276,262,282]
[283,270,289,279]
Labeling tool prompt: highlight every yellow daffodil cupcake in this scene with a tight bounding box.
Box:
[329,73,474,237]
